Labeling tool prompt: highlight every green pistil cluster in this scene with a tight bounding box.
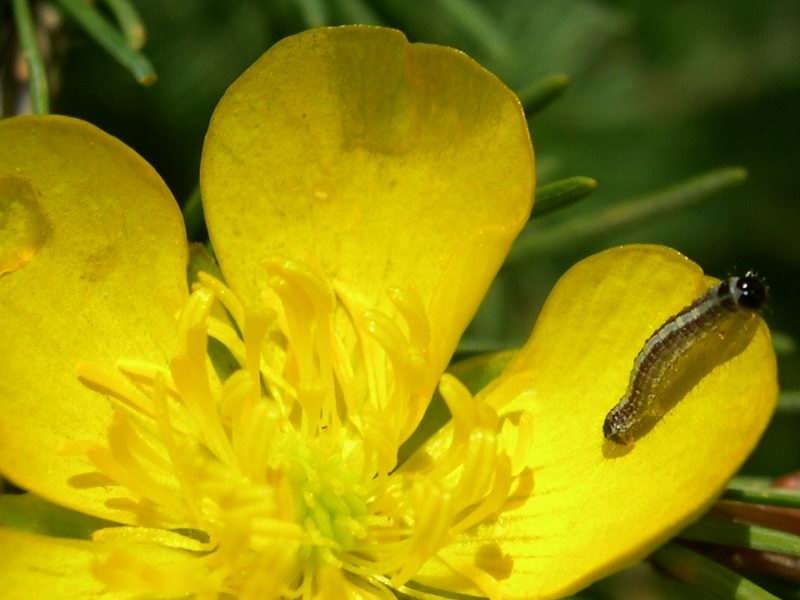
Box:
[285,439,370,559]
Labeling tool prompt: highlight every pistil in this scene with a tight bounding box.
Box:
[73,262,533,599]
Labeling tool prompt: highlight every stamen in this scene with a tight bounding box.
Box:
[436,553,504,600]
[73,264,534,598]
[244,309,271,389]
[453,454,512,533]
[171,288,235,465]
[197,271,246,330]
[92,525,212,551]
[77,361,155,419]
[388,285,431,353]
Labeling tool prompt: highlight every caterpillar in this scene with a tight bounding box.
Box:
[603,273,767,444]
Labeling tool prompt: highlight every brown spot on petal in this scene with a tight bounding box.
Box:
[81,243,120,282]
[0,175,50,276]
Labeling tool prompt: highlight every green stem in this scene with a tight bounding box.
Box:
[10,0,49,114]
[101,0,146,49]
[651,542,780,600]
[508,166,747,264]
[533,176,598,218]
[54,0,156,84]
[517,74,571,117]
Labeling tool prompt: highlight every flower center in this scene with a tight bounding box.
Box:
[73,259,533,599]
[287,435,368,554]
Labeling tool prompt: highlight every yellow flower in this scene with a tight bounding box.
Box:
[0,26,777,600]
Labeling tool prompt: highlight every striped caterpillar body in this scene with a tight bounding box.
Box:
[603,274,767,445]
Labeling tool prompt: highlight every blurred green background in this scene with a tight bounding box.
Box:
[49,1,800,471]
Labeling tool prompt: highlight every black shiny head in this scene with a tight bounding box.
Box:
[734,274,767,311]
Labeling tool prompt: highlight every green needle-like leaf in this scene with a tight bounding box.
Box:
[773,331,797,356]
[508,166,747,264]
[724,481,800,509]
[681,517,800,556]
[777,391,800,414]
[533,176,598,218]
[438,0,510,62]
[182,187,206,241]
[729,476,773,488]
[101,0,146,49]
[10,0,49,114]
[55,0,156,84]
[517,73,571,117]
[294,0,330,27]
[651,543,780,600]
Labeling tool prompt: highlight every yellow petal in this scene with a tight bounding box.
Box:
[0,116,188,522]
[0,528,128,599]
[0,527,194,599]
[417,245,778,599]
[201,26,534,371]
